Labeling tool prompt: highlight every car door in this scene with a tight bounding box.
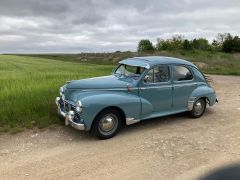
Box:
[172,65,197,110]
[139,65,173,119]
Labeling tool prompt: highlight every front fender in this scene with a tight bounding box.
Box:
[76,91,141,131]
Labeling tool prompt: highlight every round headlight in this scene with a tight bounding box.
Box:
[76,100,83,112]
[59,87,64,96]
[62,94,65,101]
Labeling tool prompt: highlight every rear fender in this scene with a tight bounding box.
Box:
[188,86,216,111]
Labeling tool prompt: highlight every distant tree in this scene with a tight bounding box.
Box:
[192,38,210,50]
[137,39,154,52]
[139,33,240,53]
[192,39,198,49]
[233,36,240,52]
[171,35,184,50]
[183,39,192,50]
[217,33,229,46]
[156,35,184,51]
[212,39,219,46]
[222,33,240,52]
[156,38,162,50]
[211,33,229,51]
[156,38,167,50]
[222,33,234,52]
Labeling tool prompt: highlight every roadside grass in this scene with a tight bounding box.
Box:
[0,55,114,133]
[25,50,240,75]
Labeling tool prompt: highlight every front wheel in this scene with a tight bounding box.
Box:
[190,98,206,118]
[91,109,122,139]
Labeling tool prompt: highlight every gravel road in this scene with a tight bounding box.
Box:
[0,75,240,180]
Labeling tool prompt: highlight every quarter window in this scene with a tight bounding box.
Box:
[173,65,193,81]
[144,65,169,83]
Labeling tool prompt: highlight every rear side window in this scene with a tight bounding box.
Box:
[192,68,205,82]
[173,65,193,81]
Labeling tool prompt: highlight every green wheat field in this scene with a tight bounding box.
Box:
[0,55,114,133]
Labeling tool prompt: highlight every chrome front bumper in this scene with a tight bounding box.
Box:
[55,97,85,131]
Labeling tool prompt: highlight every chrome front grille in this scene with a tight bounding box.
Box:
[63,100,82,123]
[63,100,76,112]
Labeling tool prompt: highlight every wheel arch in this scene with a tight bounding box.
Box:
[91,106,127,130]
[189,86,216,107]
[194,96,210,104]
[201,96,210,104]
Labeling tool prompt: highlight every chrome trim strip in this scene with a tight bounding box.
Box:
[86,75,112,80]
[173,83,197,87]
[187,101,194,111]
[140,85,172,90]
[79,88,138,91]
[126,118,140,125]
[69,82,200,92]
[187,97,197,111]
[71,85,177,91]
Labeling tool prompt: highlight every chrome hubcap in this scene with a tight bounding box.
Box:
[99,114,118,134]
[194,101,204,115]
[101,117,114,131]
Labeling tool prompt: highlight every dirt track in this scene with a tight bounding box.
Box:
[0,75,240,180]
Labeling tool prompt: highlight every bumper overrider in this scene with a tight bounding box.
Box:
[55,97,85,131]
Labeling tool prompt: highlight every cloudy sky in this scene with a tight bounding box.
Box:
[0,0,240,53]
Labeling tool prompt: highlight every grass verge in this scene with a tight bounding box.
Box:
[0,55,114,132]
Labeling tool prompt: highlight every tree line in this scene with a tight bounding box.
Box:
[137,33,240,53]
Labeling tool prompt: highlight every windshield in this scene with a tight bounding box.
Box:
[114,64,145,79]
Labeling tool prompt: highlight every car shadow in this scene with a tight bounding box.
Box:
[58,109,214,141]
[120,108,215,136]
[201,163,240,180]
[120,112,189,135]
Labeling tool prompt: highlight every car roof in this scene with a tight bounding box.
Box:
[119,56,197,69]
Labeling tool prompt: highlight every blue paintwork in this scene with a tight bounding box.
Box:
[58,56,217,131]
[66,75,138,89]
[120,56,198,69]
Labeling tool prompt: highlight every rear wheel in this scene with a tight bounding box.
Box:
[91,109,122,139]
[190,98,206,118]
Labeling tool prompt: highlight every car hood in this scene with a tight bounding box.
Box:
[66,75,137,89]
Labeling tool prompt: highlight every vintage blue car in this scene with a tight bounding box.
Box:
[56,56,218,139]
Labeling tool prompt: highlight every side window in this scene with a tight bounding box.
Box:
[173,65,193,81]
[144,65,169,83]
[154,65,169,82]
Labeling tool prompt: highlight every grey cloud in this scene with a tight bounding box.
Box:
[0,0,240,53]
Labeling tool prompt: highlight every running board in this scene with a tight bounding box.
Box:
[126,118,140,125]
